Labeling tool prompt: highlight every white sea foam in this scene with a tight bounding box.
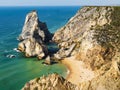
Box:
[4,50,12,53]
[13,48,20,52]
[6,54,16,58]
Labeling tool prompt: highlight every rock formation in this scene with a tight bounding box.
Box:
[22,74,78,90]
[22,7,120,90]
[78,59,120,90]
[44,55,52,65]
[53,7,120,61]
[18,11,52,59]
[52,6,120,89]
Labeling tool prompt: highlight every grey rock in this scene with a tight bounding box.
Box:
[53,43,76,60]
[18,10,51,42]
[18,11,51,59]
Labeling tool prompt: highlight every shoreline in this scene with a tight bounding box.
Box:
[61,56,95,85]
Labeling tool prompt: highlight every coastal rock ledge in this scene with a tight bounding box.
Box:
[18,11,52,59]
[22,74,78,90]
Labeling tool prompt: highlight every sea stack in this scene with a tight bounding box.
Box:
[18,11,52,59]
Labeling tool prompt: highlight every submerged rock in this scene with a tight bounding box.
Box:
[22,74,78,90]
[18,11,52,59]
[13,48,20,52]
[6,54,16,58]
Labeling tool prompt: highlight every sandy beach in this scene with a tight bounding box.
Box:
[62,56,95,85]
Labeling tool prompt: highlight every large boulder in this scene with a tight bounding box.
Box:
[18,11,52,59]
[22,74,78,90]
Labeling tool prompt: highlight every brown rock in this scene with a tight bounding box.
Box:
[53,7,120,69]
[22,74,78,90]
[22,7,120,90]
[44,56,52,65]
[52,6,120,90]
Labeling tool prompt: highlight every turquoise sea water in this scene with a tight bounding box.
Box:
[0,6,80,90]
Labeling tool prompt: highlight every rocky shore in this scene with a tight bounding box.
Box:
[21,6,120,90]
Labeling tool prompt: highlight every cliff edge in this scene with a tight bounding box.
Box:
[53,6,120,90]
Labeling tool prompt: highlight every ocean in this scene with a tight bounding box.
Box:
[0,6,80,90]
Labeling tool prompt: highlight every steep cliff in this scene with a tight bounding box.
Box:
[22,7,120,90]
[52,6,120,90]
[78,58,120,90]
[18,11,52,59]
[53,7,120,62]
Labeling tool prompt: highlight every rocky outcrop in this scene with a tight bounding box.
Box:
[53,7,120,68]
[44,55,52,65]
[18,10,52,42]
[18,11,52,59]
[22,7,120,90]
[52,6,120,90]
[22,74,78,90]
[78,58,120,90]
[22,60,120,90]
[54,43,76,59]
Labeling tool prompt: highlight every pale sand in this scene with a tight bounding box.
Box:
[62,56,95,85]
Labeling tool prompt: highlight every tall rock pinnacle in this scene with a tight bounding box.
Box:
[18,11,52,59]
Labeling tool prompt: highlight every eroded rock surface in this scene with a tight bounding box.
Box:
[22,74,78,90]
[53,7,120,61]
[44,55,52,65]
[22,7,120,90]
[18,11,52,59]
[52,6,120,90]
[78,58,120,90]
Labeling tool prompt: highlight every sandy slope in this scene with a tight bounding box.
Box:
[62,56,95,85]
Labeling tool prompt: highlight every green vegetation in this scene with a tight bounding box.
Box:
[111,7,120,26]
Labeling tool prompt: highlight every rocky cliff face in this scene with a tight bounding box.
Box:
[18,11,52,59]
[78,58,120,90]
[22,7,120,90]
[52,6,120,90]
[53,7,120,61]
[22,74,78,90]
